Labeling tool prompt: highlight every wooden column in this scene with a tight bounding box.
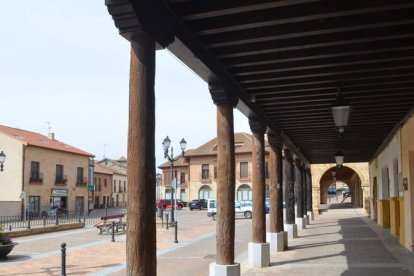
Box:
[306,168,313,212]
[126,34,156,275]
[267,130,284,233]
[249,117,266,243]
[209,84,237,265]
[294,159,304,218]
[284,149,295,224]
[302,165,307,216]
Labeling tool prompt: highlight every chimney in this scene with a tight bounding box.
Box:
[48,133,55,140]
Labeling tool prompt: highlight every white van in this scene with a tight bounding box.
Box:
[207,199,253,220]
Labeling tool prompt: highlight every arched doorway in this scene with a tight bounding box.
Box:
[319,166,363,209]
[199,185,213,199]
[237,184,252,201]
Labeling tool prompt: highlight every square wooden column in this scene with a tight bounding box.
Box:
[284,149,295,225]
[127,34,156,275]
[294,159,304,219]
[209,84,240,275]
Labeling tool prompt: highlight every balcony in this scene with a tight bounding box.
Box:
[199,173,212,183]
[29,172,43,184]
[55,175,67,185]
[76,176,87,186]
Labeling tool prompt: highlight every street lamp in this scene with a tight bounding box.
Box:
[334,150,344,168]
[0,151,6,172]
[163,136,187,222]
[331,91,352,135]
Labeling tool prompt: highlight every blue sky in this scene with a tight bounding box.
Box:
[0,1,250,168]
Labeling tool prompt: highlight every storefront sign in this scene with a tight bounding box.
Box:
[51,189,68,196]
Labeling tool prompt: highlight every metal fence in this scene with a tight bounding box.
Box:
[0,208,126,232]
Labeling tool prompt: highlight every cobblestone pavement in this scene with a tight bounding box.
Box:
[1,202,413,276]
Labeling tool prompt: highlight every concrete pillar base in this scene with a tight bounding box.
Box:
[282,231,288,249]
[307,211,314,221]
[285,224,298,239]
[248,242,270,268]
[266,232,284,252]
[304,215,310,225]
[296,217,306,229]
[209,262,240,276]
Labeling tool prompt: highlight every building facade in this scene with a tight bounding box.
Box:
[93,162,113,208]
[158,133,270,202]
[0,125,94,216]
[369,115,414,252]
[97,158,128,207]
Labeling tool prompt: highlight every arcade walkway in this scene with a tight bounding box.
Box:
[245,206,414,276]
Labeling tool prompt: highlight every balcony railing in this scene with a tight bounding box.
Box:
[55,175,68,185]
[29,172,43,183]
[199,173,212,182]
[76,177,87,186]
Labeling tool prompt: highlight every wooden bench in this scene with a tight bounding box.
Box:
[95,214,126,235]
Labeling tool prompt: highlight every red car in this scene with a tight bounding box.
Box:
[156,199,184,210]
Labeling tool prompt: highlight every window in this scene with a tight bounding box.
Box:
[214,166,218,179]
[104,179,107,188]
[114,181,116,193]
[237,184,252,201]
[98,182,102,191]
[202,164,210,180]
[119,180,122,192]
[123,181,126,192]
[240,162,248,179]
[55,164,65,184]
[77,167,84,185]
[29,196,40,215]
[199,185,213,199]
[30,161,42,182]
[180,173,186,184]
[265,162,269,179]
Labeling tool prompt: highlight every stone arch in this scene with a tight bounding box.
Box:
[311,162,370,216]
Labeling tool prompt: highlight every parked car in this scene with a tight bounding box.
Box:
[156,199,184,210]
[189,199,208,210]
[328,187,337,194]
[207,199,267,220]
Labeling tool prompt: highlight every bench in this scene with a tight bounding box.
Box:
[95,214,126,235]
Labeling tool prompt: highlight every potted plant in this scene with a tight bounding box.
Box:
[0,225,18,260]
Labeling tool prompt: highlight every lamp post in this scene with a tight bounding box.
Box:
[162,136,187,222]
[331,91,352,135]
[156,173,162,201]
[0,151,6,172]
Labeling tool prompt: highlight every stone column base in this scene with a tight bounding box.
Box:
[307,211,314,221]
[296,217,306,229]
[304,215,310,225]
[282,231,288,249]
[209,262,240,276]
[285,224,298,239]
[248,242,270,268]
[266,232,284,252]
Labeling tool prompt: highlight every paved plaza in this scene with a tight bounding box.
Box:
[1,200,413,275]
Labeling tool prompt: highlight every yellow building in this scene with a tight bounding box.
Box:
[158,133,271,202]
[369,115,414,251]
[0,125,94,216]
[93,162,113,208]
[97,158,128,207]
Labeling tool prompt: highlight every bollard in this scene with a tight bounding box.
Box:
[56,214,59,226]
[61,243,66,276]
[111,221,115,242]
[165,213,169,230]
[161,213,164,227]
[43,217,46,227]
[27,213,31,229]
[174,221,178,243]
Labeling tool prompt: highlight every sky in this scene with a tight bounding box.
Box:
[0,1,251,168]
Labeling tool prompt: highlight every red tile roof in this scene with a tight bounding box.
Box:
[0,125,94,157]
[94,162,114,175]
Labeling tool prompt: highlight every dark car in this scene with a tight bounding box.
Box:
[189,199,208,210]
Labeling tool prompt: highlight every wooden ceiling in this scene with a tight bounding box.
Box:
[106,0,414,164]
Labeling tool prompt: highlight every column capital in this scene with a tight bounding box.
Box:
[283,148,293,161]
[249,117,266,135]
[209,82,238,107]
[295,158,302,167]
[267,129,283,149]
